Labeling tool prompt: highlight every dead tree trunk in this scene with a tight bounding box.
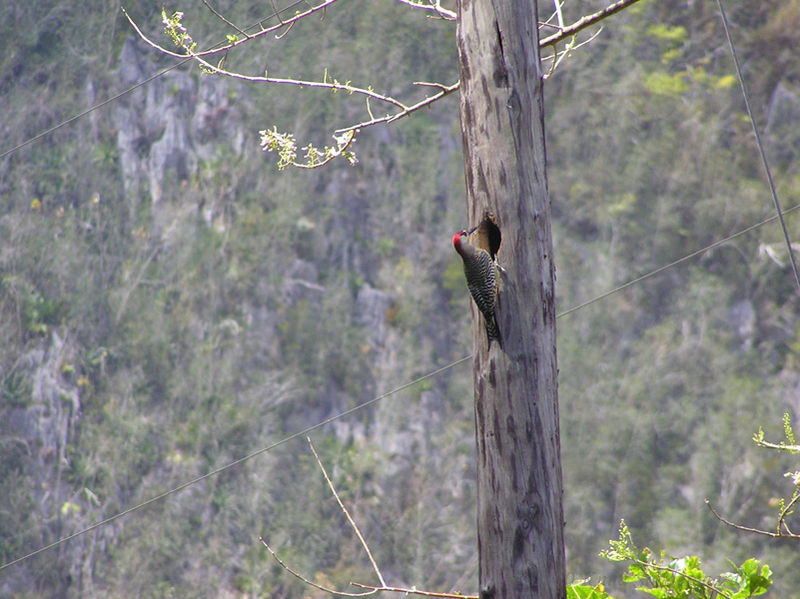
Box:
[456,2,566,598]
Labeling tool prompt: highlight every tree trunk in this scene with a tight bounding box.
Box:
[456,2,566,598]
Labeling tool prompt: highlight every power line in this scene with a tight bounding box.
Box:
[0,354,472,573]
[0,62,188,161]
[557,203,800,319]
[716,0,800,291]
[3,0,799,577]
[0,0,311,162]
[3,202,797,573]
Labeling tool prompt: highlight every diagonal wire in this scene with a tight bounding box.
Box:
[3,202,798,572]
[0,0,311,162]
[0,354,472,573]
[0,62,187,161]
[3,0,800,574]
[715,0,800,291]
[557,203,800,319]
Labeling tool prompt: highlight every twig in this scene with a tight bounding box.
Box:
[778,492,800,536]
[413,80,452,91]
[539,0,645,48]
[269,0,286,27]
[352,582,478,598]
[552,0,565,31]
[392,0,456,21]
[128,0,341,60]
[539,0,563,28]
[753,438,800,452]
[123,9,407,110]
[260,439,480,598]
[704,499,800,540]
[335,82,458,134]
[126,0,634,143]
[307,437,387,587]
[275,19,296,39]
[201,0,250,39]
[544,27,603,78]
[259,538,376,597]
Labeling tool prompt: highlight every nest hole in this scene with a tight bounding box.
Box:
[474,217,501,260]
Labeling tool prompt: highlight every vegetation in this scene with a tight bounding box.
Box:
[1,0,799,597]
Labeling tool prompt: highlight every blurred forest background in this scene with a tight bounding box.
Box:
[1,0,800,596]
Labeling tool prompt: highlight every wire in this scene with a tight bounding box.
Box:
[3,202,798,572]
[3,0,800,576]
[0,354,472,573]
[0,63,188,161]
[715,0,800,292]
[0,0,311,162]
[557,203,800,319]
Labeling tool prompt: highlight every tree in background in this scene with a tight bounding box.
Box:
[2,0,799,597]
[455,2,564,597]
[138,1,642,597]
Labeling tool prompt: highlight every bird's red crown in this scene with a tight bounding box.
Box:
[452,230,466,252]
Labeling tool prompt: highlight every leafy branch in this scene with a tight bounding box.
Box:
[123,0,646,169]
[706,413,800,540]
[260,127,357,170]
[601,521,772,599]
[122,4,459,168]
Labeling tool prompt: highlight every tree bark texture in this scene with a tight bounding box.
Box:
[456,2,566,598]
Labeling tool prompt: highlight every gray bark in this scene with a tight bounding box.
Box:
[456,1,566,597]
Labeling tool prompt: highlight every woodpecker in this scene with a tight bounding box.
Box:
[452,229,500,343]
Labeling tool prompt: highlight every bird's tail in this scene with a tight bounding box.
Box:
[486,314,500,345]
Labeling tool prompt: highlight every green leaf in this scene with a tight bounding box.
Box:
[637,587,667,598]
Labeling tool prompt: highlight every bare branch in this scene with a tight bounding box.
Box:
[413,80,453,91]
[552,0,565,31]
[704,499,800,540]
[352,582,478,598]
[539,0,645,48]
[392,0,456,21]
[260,440,480,598]
[125,0,640,149]
[778,492,800,536]
[753,438,800,452]
[133,0,341,60]
[124,9,407,111]
[335,81,458,134]
[544,27,604,79]
[260,537,481,599]
[259,538,377,597]
[307,437,387,587]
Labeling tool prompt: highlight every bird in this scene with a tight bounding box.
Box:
[452,228,500,344]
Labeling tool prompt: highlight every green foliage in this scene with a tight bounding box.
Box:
[162,9,196,53]
[643,70,689,96]
[21,288,64,334]
[567,583,613,598]
[647,24,688,43]
[3,0,800,597]
[602,522,772,599]
[1,370,32,408]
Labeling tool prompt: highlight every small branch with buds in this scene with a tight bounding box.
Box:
[122,0,644,168]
